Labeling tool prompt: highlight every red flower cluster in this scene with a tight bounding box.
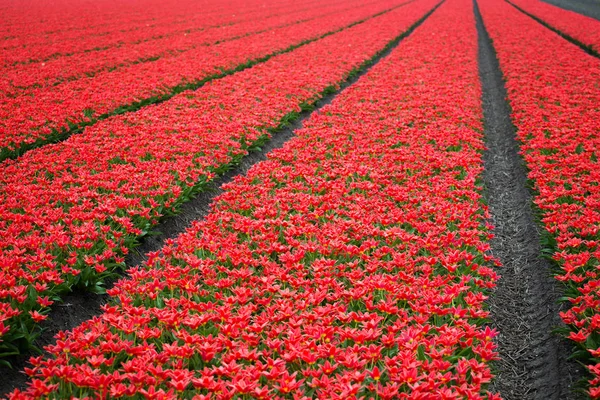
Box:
[509,0,600,53]
[0,0,272,65]
[10,0,500,398]
[479,0,600,395]
[0,0,439,360]
[0,0,382,93]
[0,0,405,159]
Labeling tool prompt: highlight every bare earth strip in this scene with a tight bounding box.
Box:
[475,1,586,399]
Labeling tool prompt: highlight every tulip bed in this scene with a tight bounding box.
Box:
[0,0,333,65]
[6,0,600,396]
[478,0,600,396]
[0,0,440,362]
[0,0,381,93]
[8,0,502,397]
[0,0,405,161]
[508,0,600,53]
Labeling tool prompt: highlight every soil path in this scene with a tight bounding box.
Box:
[475,1,585,398]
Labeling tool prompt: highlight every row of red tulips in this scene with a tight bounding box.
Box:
[0,0,324,64]
[0,0,439,362]
[0,0,406,161]
[478,0,600,396]
[0,0,370,94]
[9,0,501,397]
[508,0,600,53]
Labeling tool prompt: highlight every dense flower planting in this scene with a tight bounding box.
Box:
[478,0,600,395]
[0,0,405,160]
[0,0,380,93]
[509,0,600,53]
[0,0,440,361]
[0,0,329,65]
[9,0,501,397]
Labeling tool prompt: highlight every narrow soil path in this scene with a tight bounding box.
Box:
[475,1,586,398]
[0,3,443,395]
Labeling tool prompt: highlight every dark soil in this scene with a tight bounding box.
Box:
[475,1,586,399]
[0,3,441,396]
[541,0,600,21]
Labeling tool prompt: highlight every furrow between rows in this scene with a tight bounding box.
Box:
[478,0,600,395]
[540,0,600,21]
[475,1,585,397]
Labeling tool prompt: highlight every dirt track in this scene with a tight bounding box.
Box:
[475,1,586,398]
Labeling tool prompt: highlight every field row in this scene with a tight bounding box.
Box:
[508,0,600,53]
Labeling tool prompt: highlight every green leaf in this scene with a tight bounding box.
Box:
[417,344,427,361]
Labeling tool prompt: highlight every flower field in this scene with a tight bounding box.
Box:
[1,0,599,398]
[1,1,384,92]
[0,0,440,357]
[0,0,406,160]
